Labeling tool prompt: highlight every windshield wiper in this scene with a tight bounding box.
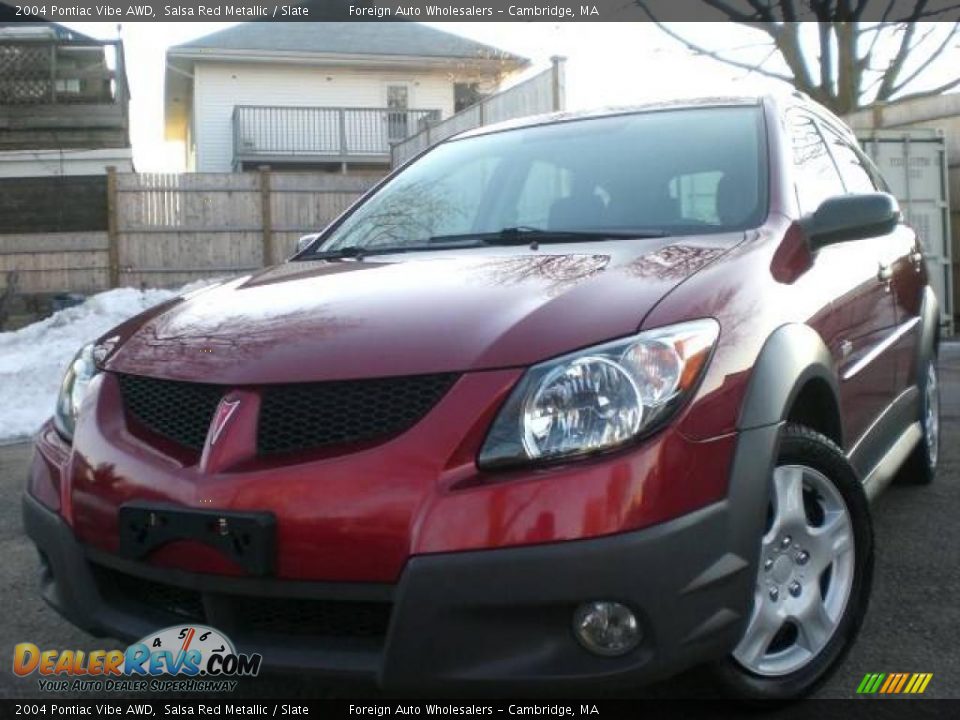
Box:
[305,241,483,261]
[428,226,669,246]
[302,227,669,261]
[308,245,369,259]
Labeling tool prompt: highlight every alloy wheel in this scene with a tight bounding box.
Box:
[733,464,856,676]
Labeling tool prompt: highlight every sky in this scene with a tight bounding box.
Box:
[61,21,959,172]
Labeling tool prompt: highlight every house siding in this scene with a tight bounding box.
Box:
[192,61,455,172]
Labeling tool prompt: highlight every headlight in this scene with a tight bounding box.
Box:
[54,343,99,441]
[479,319,719,468]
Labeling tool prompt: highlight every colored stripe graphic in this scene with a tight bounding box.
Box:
[857,673,882,693]
[894,673,910,693]
[858,672,932,694]
[879,674,896,693]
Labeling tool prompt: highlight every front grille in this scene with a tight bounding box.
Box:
[234,596,392,638]
[257,374,457,457]
[117,374,224,452]
[91,565,392,642]
[93,565,206,621]
[115,372,456,457]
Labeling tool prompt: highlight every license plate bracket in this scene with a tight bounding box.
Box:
[118,503,276,576]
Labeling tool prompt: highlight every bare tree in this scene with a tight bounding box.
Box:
[637,1,960,115]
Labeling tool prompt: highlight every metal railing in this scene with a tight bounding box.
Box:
[233,106,441,166]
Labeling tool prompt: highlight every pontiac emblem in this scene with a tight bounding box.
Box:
[209,399,241,446]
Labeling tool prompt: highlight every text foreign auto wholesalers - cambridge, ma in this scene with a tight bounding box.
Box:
[348,5,586,17]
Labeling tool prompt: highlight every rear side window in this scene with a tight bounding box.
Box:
[821,124,890,193]
[789,113,845,214]
[820,125,878,194]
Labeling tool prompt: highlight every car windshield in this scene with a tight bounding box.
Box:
[314,105,767,254]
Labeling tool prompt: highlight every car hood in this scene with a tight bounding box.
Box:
[101,239,734,384]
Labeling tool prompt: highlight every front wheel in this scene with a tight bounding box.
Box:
[713,424,874,701]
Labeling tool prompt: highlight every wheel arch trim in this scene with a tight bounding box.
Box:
[737,323,840,440]
[916,285,940,380]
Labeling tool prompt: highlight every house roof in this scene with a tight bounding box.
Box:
[171,22,527,65]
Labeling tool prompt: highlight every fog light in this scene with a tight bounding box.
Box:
[573,601,641,656]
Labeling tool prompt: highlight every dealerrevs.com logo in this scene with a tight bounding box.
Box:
[13,625,262,693]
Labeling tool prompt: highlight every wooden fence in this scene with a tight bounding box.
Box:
[0,169,377,293]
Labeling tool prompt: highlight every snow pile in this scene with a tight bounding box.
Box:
[0,280,217,441]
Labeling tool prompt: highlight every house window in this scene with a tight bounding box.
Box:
[54,79,81,95]
[455,82,484,113]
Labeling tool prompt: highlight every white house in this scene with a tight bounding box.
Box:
[164,23,528,173]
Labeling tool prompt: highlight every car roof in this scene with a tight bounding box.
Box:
[456,96,764,140]
[452,92,854,143]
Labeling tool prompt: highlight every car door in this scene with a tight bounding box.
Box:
[788,111,898,450]
[820,124,922,400]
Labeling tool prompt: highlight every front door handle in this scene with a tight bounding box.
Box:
[878,262,893,282]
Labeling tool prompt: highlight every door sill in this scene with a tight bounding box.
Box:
[861,421,922,502]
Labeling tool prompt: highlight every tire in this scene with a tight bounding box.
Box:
[712,423,874,701]
[896,361,940,486]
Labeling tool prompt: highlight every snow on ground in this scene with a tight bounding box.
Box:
[0,280,217,442]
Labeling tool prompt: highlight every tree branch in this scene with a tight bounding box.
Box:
[888,22,960,95]
[634,7,794,83]
[771,19,821,99]
[875,6,925,101]
[890,75,960,104]
[639,0,958,115]
[700,0,765,23]
[817,21,834,96]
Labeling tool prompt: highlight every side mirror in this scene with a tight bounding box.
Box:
[803,193,900,250]
[296,233,321,254]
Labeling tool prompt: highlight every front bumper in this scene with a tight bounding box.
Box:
[23,424,777,691]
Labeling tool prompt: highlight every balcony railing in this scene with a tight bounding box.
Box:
[0,39,127,106]
[233,106,441,167]
[0,39,129,151]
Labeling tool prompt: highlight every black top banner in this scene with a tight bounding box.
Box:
[0,0,958,22]
[0,699,958,720]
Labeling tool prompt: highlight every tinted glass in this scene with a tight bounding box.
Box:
[821,125,878,194]
[823,125,890,193]
[319,106,767,251]
[789,113,845,214]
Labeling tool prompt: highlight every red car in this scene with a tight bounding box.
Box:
[24,94,940,699]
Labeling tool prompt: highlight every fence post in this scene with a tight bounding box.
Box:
[260,165,273,267]
[550,56,567,112]
[106,165,120,288]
